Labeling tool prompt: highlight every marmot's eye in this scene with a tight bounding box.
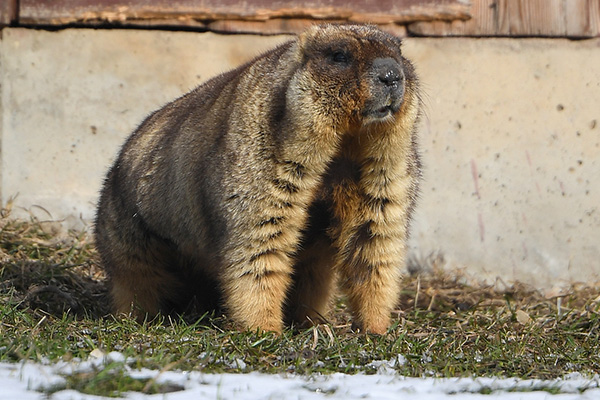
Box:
[331,51,350,64]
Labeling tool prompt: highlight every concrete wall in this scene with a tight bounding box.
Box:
[1,28,598,289]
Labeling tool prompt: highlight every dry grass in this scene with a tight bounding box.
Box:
[0,208,108,318]
[1,208,599,388]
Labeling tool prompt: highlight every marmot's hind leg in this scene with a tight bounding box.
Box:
[109,261,180,321]
[286,238,337,327]
[99,226,185,322]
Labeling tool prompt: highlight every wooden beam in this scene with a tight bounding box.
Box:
[0,0,18,26]
[18,0,471,30]
[408,0,600,37]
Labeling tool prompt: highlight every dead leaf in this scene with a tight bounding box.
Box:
[516,309,531,325]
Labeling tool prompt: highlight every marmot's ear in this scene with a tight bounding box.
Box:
[298,23,341,50]
[296,25,323,65]
[393,36,404,52]
[297,24,320,53]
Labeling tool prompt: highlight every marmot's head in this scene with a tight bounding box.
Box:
[291,24,419,132]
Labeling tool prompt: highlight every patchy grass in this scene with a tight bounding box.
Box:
[1,209,600,397]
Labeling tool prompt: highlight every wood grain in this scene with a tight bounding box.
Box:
[408,0,600,37]
[0,0,18,26]
[18,0,470,31]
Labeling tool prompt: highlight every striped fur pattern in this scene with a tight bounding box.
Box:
[95,24,421,334]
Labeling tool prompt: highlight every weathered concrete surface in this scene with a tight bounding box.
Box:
[1,28,598,289]
[0,29,290,228]
[402,38,600,289]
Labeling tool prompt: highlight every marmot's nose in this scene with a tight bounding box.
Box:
[379,68,401,87]
[373,58,403,87]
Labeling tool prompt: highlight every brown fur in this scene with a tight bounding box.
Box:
[94,24,421,334]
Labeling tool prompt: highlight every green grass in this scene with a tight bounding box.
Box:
[1,209,600,396]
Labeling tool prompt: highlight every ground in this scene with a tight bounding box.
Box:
[1,209,599,398]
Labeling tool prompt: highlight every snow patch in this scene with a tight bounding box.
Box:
[1,354,600,400]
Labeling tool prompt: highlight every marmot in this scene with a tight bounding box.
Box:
[95,24,421,334]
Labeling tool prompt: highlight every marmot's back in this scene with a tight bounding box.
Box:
[95,24,421,334]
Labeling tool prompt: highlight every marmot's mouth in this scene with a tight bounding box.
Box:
[362,96,402,124]
[374,98,400,118]
[377,105,393,116]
